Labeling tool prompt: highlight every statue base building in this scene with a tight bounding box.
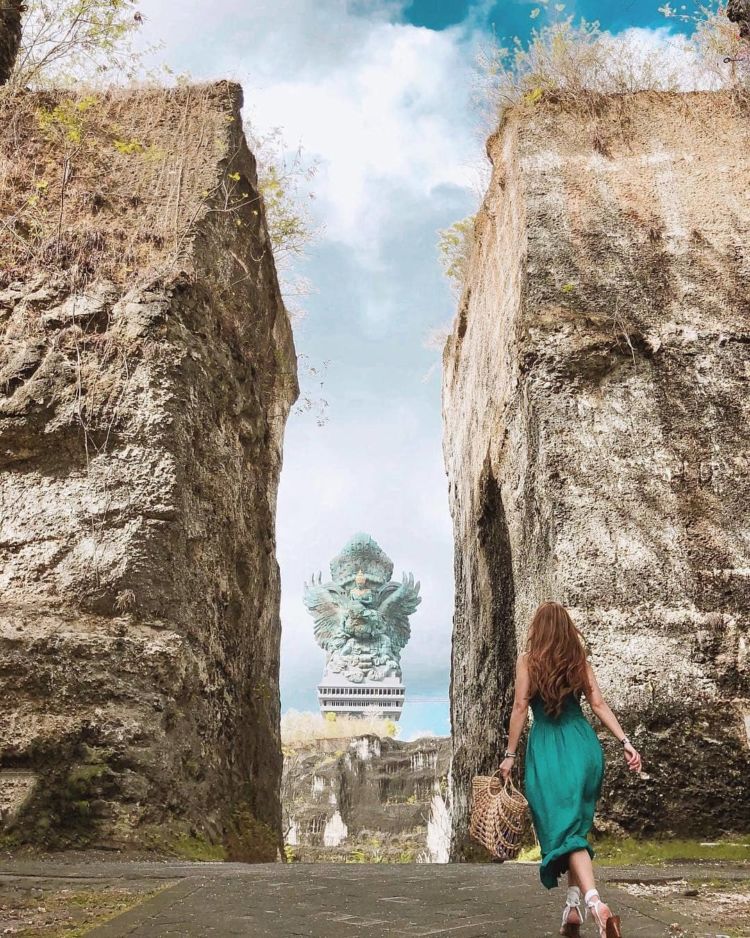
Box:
[317,673,405,720]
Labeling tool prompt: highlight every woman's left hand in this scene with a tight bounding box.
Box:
[624,741,642,773]
[498,757,516,781]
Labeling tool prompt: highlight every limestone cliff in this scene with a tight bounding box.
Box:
[0,82,298,854]
[283,735,451,862]
[443,92,750,855]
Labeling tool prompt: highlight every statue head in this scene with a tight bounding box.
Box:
[330,532,394,586]
[354,569,367,588]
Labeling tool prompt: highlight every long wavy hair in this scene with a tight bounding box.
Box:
[526,601,588,717]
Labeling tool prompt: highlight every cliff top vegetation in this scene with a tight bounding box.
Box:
[281,710,400,748]
[438,1,750,296]
[1,1,317,302]
[0,82,253,290]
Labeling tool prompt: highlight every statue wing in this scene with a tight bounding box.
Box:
[376,572,421,651]
[303,575,345,651]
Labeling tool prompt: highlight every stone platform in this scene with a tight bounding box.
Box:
[1,859,741,937]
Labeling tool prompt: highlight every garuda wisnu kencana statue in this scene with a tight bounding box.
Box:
[303,532,421,684]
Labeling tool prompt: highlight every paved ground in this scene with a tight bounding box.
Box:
[4,859,746,937]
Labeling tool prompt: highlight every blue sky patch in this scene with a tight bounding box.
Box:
[403,0,473,29]
[401,0,695,38]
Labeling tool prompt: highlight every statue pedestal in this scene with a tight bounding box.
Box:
[317,673,405,721]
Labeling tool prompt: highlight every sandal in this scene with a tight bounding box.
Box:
[586,892,622,938]
[560,891,583,937]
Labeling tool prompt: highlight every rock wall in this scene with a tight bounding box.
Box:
[283,735,451,862]
[443,92,750,855]
[0,82,298,854]
[0,0,22,86]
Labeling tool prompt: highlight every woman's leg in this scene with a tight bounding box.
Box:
[567,849,596,893]
[561,857,584,935]
[568,850,621,937]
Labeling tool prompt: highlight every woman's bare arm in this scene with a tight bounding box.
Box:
[498,653,532,779]
[584,661,642,772]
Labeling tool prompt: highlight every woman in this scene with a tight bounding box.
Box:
[498,601,642,938]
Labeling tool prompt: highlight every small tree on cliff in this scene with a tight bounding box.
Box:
[660,2,750,86]
[0,0,23,85]
[9,0,147,89]
[437,216,475,295]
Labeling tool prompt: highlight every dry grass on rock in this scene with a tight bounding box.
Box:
[0,82,259,291]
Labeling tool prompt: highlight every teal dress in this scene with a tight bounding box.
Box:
[525,692,605,889]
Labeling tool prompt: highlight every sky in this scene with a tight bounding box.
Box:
[137,0,699,740]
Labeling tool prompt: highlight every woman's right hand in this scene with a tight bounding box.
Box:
[498,757,515,781]
[624,741,642,773]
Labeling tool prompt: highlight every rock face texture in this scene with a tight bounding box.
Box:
[283,735,451,862]
[0,0,23,86]
[0,83,298,853]
[443,92,750,855]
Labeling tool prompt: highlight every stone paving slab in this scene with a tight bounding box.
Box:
[2,860,745,937]
[80,864,693,937]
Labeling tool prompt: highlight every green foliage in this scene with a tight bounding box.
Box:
[10,748,117,849]
[244,124,319,280]
[171,833,226,862]
[281,709,402,744]
[37,94,98,145]
[112,137,144,155]
[2,89,176,285]
[12,0,152,89]
[347,844,388,864]
[437,215,475,292]
[259,163,312,259]
[515,843,542,862]
[477,2,748,125]
[382,719,398,738]
[224,806,278,863]
[593,836,750,866]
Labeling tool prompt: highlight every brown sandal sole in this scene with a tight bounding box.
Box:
[605,916,622,938]
[560,925,580,938]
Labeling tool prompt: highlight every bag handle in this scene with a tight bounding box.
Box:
[491,768,520,791]
[489,768,513,792]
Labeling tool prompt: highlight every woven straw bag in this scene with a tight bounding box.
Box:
[469,770,529,861]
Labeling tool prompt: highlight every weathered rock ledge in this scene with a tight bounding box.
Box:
[443,92,750,855]
[283,735,451,862]
[0,82,298,855]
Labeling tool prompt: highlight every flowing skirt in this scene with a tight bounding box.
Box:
[524,707,605,889]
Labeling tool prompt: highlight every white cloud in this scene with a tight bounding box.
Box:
[140,1,479,253]
[612,25,722,90]
[245,23,477,248]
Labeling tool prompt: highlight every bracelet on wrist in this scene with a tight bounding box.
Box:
[503,750,516,759]
[620,736,631,746]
